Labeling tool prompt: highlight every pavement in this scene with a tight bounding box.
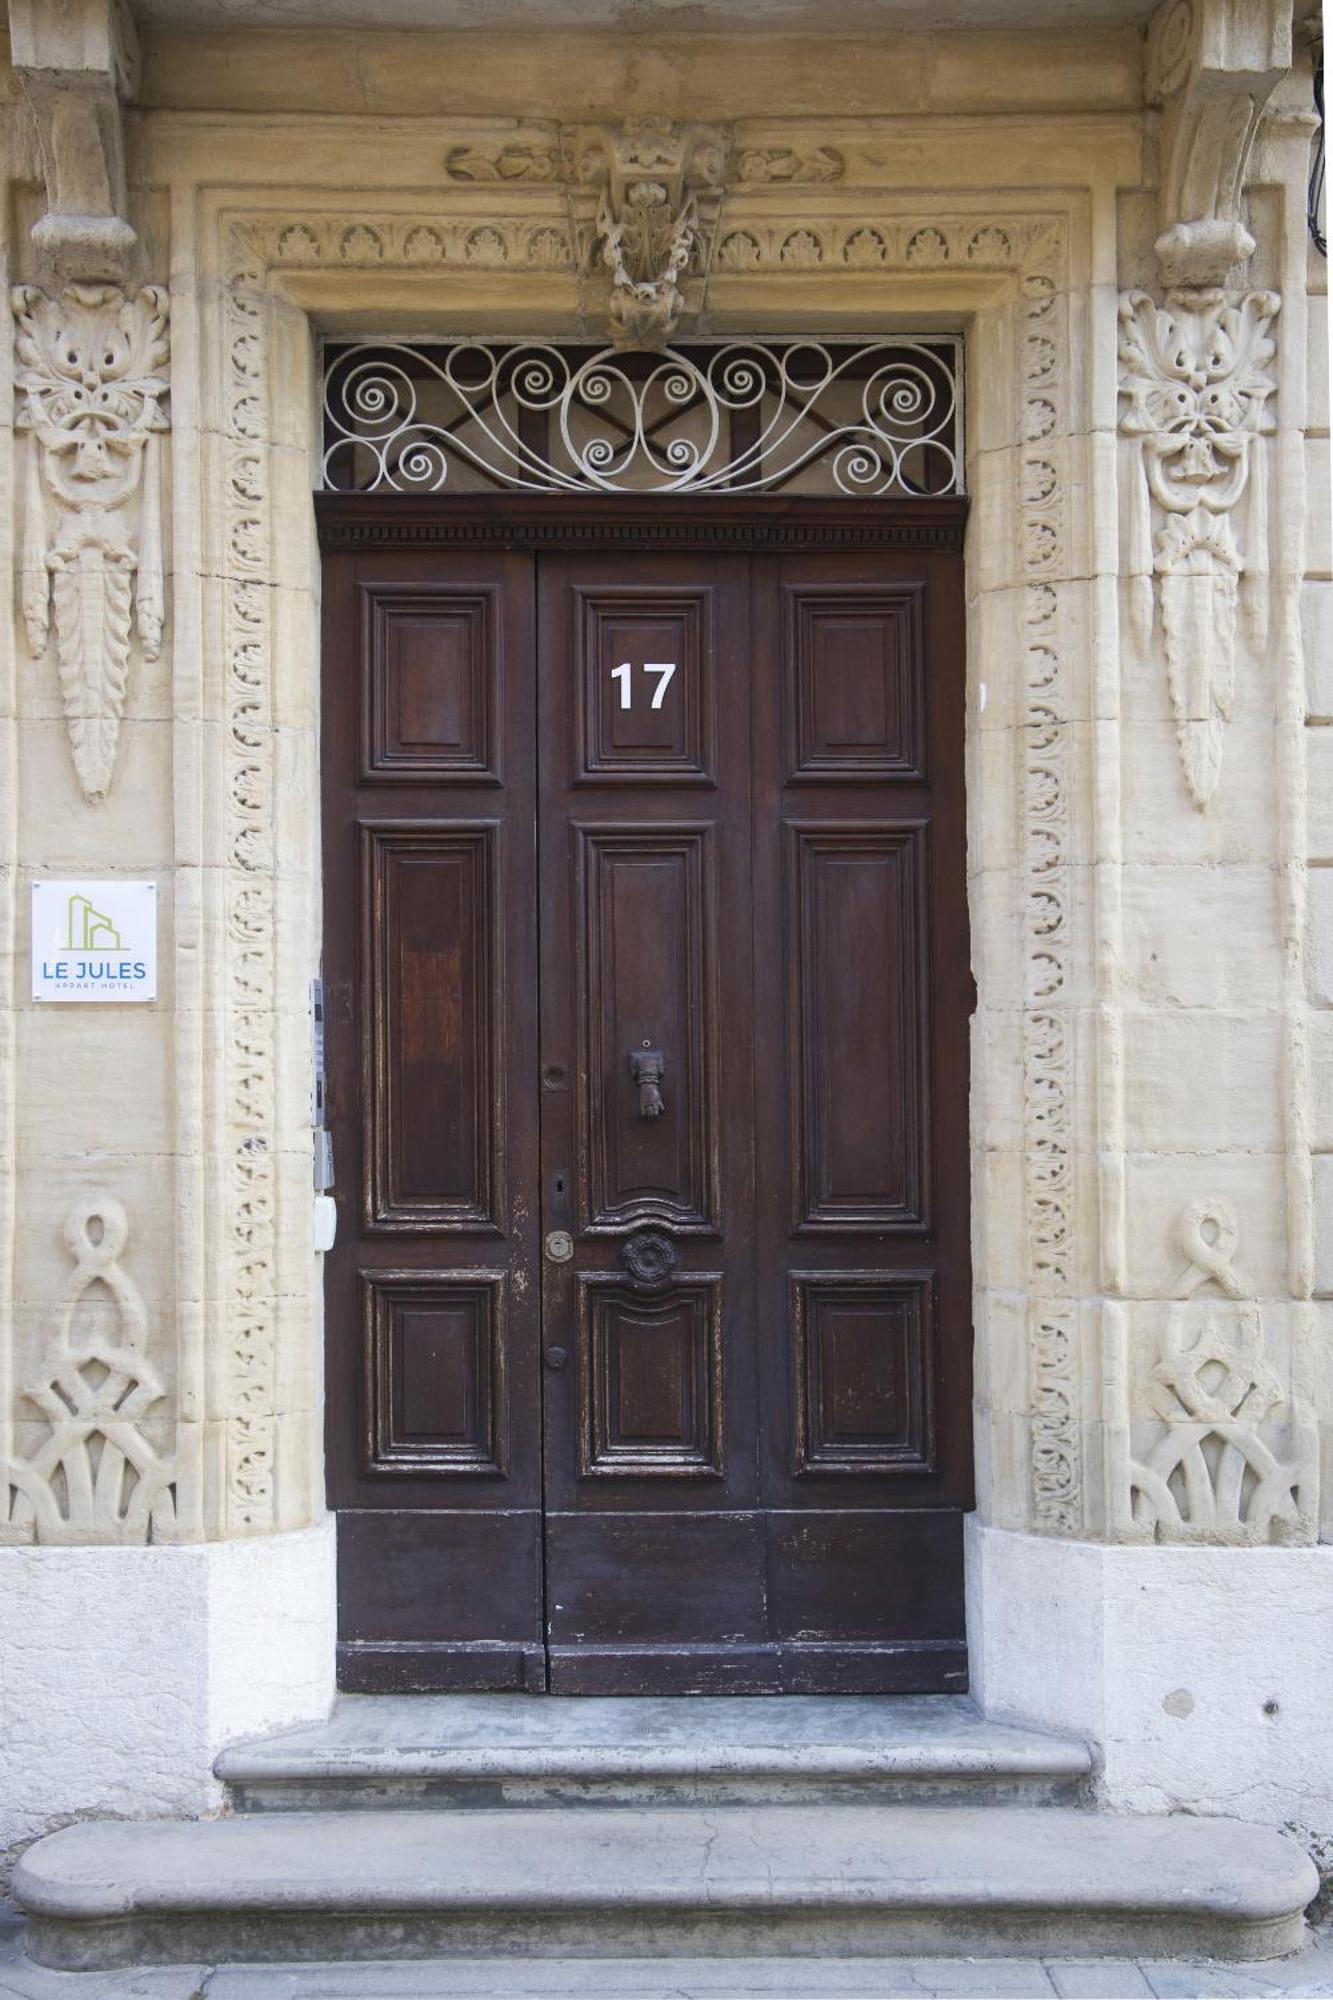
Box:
[5,1926,1333,2000]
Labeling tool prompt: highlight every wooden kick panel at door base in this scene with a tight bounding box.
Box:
[320,507,970,1698]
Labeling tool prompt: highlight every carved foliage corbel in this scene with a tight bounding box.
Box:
[1118,285,1278,808]
[13,282,170,802]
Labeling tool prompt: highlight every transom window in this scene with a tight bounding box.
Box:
[321,338,963,499]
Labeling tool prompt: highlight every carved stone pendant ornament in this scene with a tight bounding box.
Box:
[1118,286,1277,809]
[563,118,729,349]
[13,282,170,802]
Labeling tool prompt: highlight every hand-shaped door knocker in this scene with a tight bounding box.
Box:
[629,1048,666,1119]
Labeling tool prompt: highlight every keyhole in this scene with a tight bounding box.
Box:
[554,1173,566,1198]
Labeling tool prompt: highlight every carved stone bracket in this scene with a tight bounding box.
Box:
[1118,285,1278,809]
[13,282,170,803]
[9,0,140,284]
[1146,0,1292,288]
[1125,1202,1317,1544]
[1,1198,176,1546]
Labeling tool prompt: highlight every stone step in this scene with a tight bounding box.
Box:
[215,1694,1094,1811]
[14,1805,1317,1971]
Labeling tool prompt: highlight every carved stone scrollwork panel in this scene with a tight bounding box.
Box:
[1,1198,176,1546]
[12,281,170,803]
[1124,1203,1318,1545]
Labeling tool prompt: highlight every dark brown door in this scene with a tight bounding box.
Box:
[321,506,970,1695]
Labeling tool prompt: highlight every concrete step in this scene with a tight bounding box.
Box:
[214,1694,1094,1811]
[14,1804,1317,1971]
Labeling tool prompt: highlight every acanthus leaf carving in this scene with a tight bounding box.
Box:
[563,118,730,349]
[1117,285,1277,810]
[1,1197,176,1546]
[732,144,845,185]
[1125,1201,1317,1545]
[13,281,170,802]
[444,131,561,183]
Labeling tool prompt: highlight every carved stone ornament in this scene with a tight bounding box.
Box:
[563,119,730,348]
[13,282,170,802]
[9,0,140,283]
[1126,1202,1317,1545]
[1146,0,1292,287]
[1118,286,1277,809]
[2,1197,176,1545]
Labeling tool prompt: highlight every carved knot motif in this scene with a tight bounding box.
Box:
[2,1197,176,1546]
[13,282,170,801]
[1118,287,1278,809]
[1125,1200,1314,1546]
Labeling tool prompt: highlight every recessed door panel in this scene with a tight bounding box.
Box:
[578,1275,724,1478]
[361,584,501,783]
[787,822,929,1232]
[575,825,719,1233]
[362,823,502,1233]
[575,587,716,785]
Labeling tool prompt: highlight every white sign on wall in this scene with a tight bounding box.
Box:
[31,881,157,1003]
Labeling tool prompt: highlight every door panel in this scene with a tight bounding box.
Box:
[324,552,543,1693]
[576,825,719,1232]
[787,821,929,1232]
[323,519,970,1696]
[362,824,503,1231]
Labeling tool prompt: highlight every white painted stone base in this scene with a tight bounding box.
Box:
[0,1516,336,1863]
[966,1518,1333,1859]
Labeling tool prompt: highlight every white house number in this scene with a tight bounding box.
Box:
[611,661,677,710]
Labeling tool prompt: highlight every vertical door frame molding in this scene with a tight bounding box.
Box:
[195,179,1105,1544]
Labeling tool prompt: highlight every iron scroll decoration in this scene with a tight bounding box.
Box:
[322,339,963,499]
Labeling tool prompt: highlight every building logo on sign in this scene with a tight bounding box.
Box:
[32,881,157,1003]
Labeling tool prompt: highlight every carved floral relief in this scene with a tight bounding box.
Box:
[13,282,170,803]
[1118,286,1278,809]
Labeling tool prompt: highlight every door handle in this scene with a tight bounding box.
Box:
[629,1048,666,1119]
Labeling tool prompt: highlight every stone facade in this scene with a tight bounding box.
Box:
[0,0,1328,1877]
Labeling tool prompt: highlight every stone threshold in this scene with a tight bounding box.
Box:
[215,1692,1096,1811]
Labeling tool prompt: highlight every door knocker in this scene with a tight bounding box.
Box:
[629,1048,666,1119]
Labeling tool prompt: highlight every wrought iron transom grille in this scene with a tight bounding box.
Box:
[321,338,963,499]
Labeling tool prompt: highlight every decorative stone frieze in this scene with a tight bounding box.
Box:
[13,281,170,803]
[1,1198,175,1546]
[1146,0,1292,288]
[1122,1202,1318,1545]
[1118,285,1279,809]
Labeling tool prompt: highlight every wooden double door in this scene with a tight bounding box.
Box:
[321,503,971,1696]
